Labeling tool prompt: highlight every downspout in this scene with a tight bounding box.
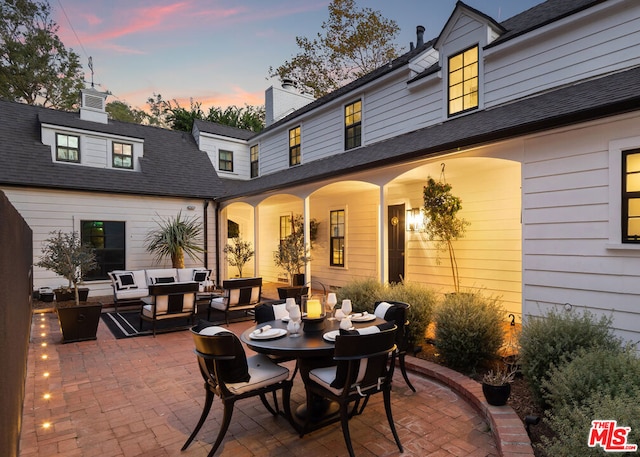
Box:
[203,200,209,269]
[214,200,220,288]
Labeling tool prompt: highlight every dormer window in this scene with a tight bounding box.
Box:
[112,142,133,169]
[56,133,80,163]
[219,149,234,172]
[448,45,478,116]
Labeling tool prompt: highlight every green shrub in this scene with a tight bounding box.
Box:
[540,386,640,457]
[334,277,384,312]
[433,291,504,374]
[382,281,437,348]
[542,346,640,413]
[518,309,620,406]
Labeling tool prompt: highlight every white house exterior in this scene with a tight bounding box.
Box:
[212,0,640,342]
[2,0,640,342]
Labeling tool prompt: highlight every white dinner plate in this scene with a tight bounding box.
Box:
[323,330,340,342]
[250,328,287,340]
[350,313,376,322]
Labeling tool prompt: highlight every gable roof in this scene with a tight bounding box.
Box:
[222,65,640,200]
[0,100,223,199]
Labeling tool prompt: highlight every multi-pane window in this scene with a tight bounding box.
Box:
[56,133,80,162]
[448,45,478,116]
[280,215,292,241]
[219,149,233,172]
[81,220,126,280]
[250,144,259,178]
[623,149,640,242]
[330,209,345,267]
[344,100,362,150]
[112,142,133,169]
[289,126,301,166]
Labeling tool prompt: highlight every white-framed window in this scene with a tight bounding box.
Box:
[112,142,133,169]
[56,133,80,162]
[330,209,345,267]
[219,149,233,172]
[448,45,479,116]
[250,144,259,178]
[344,100,361,150]
[289,126,301,166]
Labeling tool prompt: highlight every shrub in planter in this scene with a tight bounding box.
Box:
[541,346,640,413]
[518,308,620,406]
[540,386,640,457]
[433,291,504,374]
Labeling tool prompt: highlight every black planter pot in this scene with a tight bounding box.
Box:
[482,383,511,406]
[54,287,89,303]
[56,302,103,343]
[292,273,305,286]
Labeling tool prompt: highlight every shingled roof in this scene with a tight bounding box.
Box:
[0,100,223,199]
[222,65,640,200]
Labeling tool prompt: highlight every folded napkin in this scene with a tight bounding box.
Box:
[351,311,370,318]
[252,325,272,335]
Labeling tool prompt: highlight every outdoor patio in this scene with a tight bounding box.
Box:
[19,305,532,456]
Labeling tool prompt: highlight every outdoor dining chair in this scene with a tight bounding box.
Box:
[374,300,416,392]
[182,322,294,457]
[303,325,402,457]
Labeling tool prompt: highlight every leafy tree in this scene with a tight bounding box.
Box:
[269,0,402,98]
[206,105,265,133]
[0,0,85,110]
[223,236,255,278]
[106,100,149,124]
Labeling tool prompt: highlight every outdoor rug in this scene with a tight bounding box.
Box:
[101,308,255,339]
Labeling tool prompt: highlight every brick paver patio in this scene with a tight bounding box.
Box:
[20,308,530,456]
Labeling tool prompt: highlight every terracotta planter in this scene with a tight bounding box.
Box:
[482,382,511,406]
[56,302,102,343]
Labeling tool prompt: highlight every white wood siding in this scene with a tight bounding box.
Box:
[522,113,640,342]
[3,188,215,298]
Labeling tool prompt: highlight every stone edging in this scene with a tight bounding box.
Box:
[405,357,535,457]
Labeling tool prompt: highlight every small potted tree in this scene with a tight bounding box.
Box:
[423,175,469,293]
[36,230,102,343]
[223,235,254,278]
[274,215,318,286]
[145,211,205,267]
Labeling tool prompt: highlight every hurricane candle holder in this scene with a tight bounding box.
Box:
[301,294,326,332]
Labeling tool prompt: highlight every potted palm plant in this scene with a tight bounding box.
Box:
[422,175,469,293]
[36,230,102,343]
[223,235,254,277]
[145,211,205,268]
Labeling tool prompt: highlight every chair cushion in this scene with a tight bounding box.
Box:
[209,296,227,311]
[374,301,393,319]
[197,324,250,383]
[226,353,289,395]
[309,366,343,395]
[272,303,289,320]
[114,272,137,290]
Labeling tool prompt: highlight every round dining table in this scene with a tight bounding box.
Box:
[240,315,386,432]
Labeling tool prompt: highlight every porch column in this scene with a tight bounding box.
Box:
[379,185,387,284]
[303,196,311,282]
[253,205,259,278]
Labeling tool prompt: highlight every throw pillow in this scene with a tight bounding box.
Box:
[192,269,211,282]
[154,276,175,284]
[115,272,137,290]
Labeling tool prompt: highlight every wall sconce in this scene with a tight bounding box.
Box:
[186,205,196,211]
[406,208,424,231]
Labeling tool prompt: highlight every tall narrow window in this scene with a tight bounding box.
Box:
[250,144,259,178]
[344,100,361,150]
[113,142,133,169]
[623,149,640,242]
[448,45,478,116]
[280,215,292,241]
[219,149,233,172]
[81,220,126,280]
[330,209,345,267]
[289,126,301,166]
[56,133,80,162]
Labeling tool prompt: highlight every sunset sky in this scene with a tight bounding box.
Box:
[53,0,541,111]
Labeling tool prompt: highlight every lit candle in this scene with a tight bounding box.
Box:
[306,299,322,318]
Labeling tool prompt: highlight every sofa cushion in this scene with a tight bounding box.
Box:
[146,268,178,285]
[114,272,137,290]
